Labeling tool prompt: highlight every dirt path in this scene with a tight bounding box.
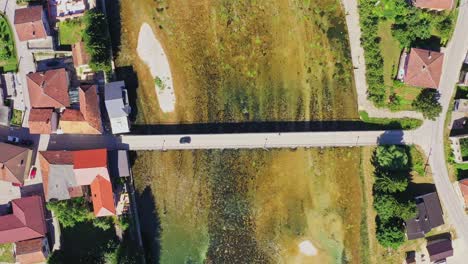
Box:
[136,23,176,113]
[341,0,423,119]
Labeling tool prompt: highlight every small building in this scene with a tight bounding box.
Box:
[48,0,88,22]
[411,0,454,11]
[459,179,468,208]
[405,192,444,240]
[426,238,453,262]
[449,135,468,163]
[72,41,93,80]
[27,68,70,109]
[404,48,444,89]
[28,108,58,134]
[0,196,47,244]
[104,81,131,134]
[450,99,468,130]
[14,6,49,42]
[405,251,416,264]
[14,237,50,264]
[0,142,33,185]
[0,105,10,127]
[40,149,116,217]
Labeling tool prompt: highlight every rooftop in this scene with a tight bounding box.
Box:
[0,142,32,185]
[28,108,56,134]
[27,69,70,108]
[15,238,48,264]
[426,238,453,262]
[14,6,43,24]
[412,0,454,10]
[405,192,444,240]
[404,48,444,89]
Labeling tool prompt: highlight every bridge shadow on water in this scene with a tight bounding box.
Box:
[131,120,407,135]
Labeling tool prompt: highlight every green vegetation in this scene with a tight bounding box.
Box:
[0,243,14,263]
[412,89,442,120]
[359,0,455,106]
[10,109,22,126]
[46,197,113,230]
[372,145,417,249]
[0,14,17,73]
[83,9,112,73]
[58,18,84,45]
[410,146,426,176]
[460,138,468,161]
[359,111,423,130]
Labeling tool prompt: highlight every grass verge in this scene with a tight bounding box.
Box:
[0,14,17,73]
[359,111,423,130]
[58,18,84,45]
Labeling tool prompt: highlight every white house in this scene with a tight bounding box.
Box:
[104,81,130,134]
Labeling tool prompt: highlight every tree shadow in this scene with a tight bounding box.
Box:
[377,130,405,145]
[105,0,122,59]
[412,36,442,52]
[136,186,161,263]
[426,232,452,242]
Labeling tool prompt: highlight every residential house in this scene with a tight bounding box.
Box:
[58,85,102,134]
[0,142,33,185]
[450,99,468,130]
[426,238,453,262]
[72,41,93,80]
[28,108,58,134]
[0,196,47,244]
[14,237,50,264]
[405,192,444,240]
[40,149,116,217]
[27,68,70,109]
[411,0,454,11]
[48,0,88,22]
[459,179,468,208]
[449,134,468,163]
[14,6,49,42]
[404,48,444,89]
[104,81,130,134]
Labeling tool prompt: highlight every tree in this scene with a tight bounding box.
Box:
[373,194,417,222]
[46,198,93,228]
[412,88,442,120]
[93,216,113,231]
[374,145,409,171]
[83,8,112,73]
[376,219,406,249]
[374,171,408,193]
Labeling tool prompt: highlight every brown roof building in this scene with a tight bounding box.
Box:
[405,192,444,240]
[15,237,49,264]
[459,179,468,207]
[27,68,70,108]
[404,48,444,89]
[426,238,453,262]
[72,41,90,67]
[0,142,33,185]
[58,85,102,134]
[0,196,47,244]
[412,0,454,10]
[28,108,58,134]
[14,6,48,42]
[91,175,116,217]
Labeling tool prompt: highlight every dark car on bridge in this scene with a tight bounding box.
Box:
[179,136,191,144]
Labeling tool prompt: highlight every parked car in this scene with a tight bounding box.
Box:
[7,136,20,144]
[179,136,191,144]
[29,167,37,180]
[11,182,23,187]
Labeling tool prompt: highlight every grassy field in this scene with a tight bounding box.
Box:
[58,19,84,45]
[378,20,401,87]
[0,14,17,73]
[0,243,14,263]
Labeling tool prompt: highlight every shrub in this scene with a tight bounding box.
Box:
[83,8,112,73]
[374,171,408,193]
[376,218,406,249]
[412,89,442,120]
[47,198,93,228]
[374,145,409,171]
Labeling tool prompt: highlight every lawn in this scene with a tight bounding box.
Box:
[359,111,422,130]
[0,243,14,263]
[10,109,22,126]
[460,138,468,161]
[0,14,17,73]
[58,18,84,45]
[378,20,401,87]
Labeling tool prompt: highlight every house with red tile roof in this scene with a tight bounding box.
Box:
[0,196,47,244]
[28,108,58,134]
[39,149,116,217]
[57,85,102,134]
[27,68,70,109]
[72,41,94,80]
[0,142,33,185]
[14,6,49,42]
[459,179,468,207]
[404,48,444,89]
[14,237,50,264]
[411,0,454,11]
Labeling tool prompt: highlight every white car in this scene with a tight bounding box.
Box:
[7,136,20,144]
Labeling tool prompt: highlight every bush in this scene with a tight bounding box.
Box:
[47,198,93,228]
[374,145,409,171]
[412,89,442,120]
[376,218,406,249]
[83,8,112,73]
[374,171,408,193]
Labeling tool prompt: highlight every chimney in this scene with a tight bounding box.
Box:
[428,51,432,59]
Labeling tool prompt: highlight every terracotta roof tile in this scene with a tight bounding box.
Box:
[14,6,47,41]
[459,179,468,206]
[0,143,32,184]
[404,48,444,89]
[72,41,90,67]
[28,108,55,134]
[15,238,47,264]
[73,149,107,169]
[27,69,70,108]
[79,85,102,133]
[90,175,116,217]
[39,151,74,165]
[0,196,46,243]
[413,0,454,10]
